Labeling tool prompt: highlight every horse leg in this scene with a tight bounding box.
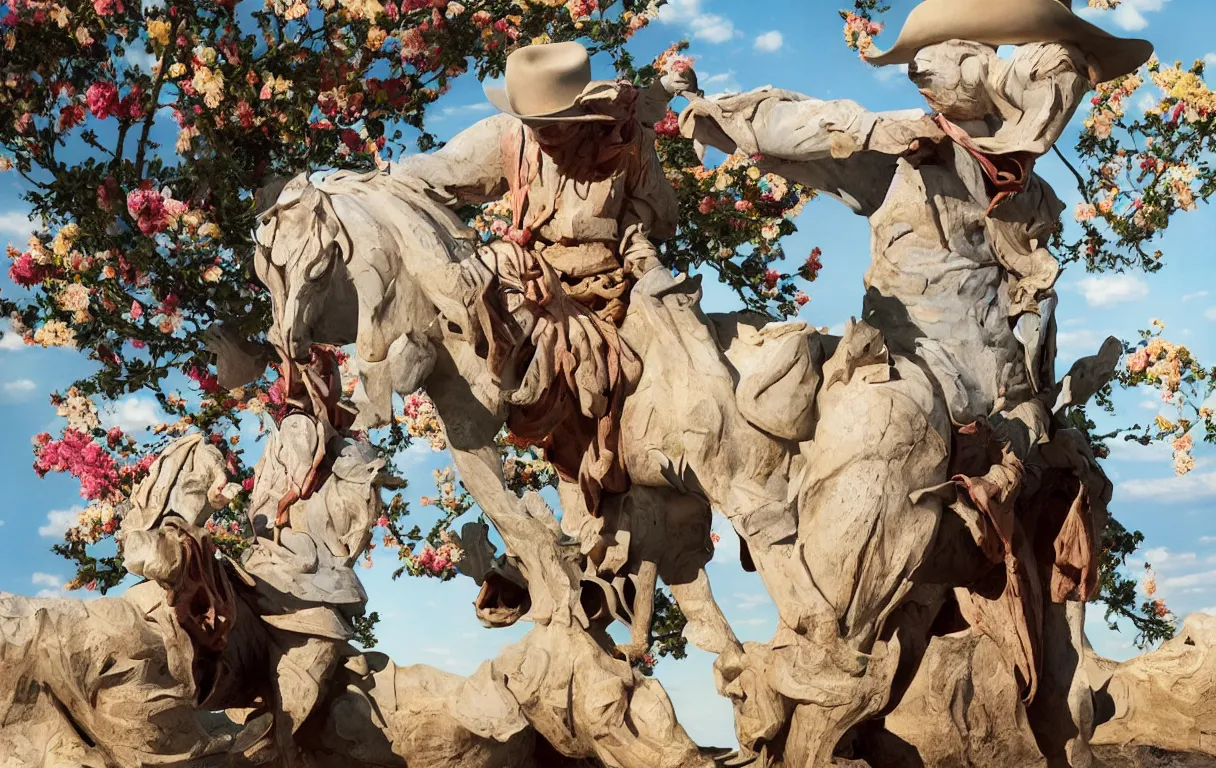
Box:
[425,348,518,524]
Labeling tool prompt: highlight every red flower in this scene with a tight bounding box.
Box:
[803,247,822,280]
[86,82,120,119]
[119,86,143,120]
[8,252,48,287]
[340,129,363,152]
[654,109,679,136]
[763,268,779,288]
[58,104,86,131]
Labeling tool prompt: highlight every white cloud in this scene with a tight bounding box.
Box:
[1104,437,1171,463]
[1200,536,1216,545]
[39,506,82,538]
[1183,290,1210,303]
[0,211,37,243]
[31,572,62,588]
[0,323,25,351]
[1162,568,1216,591]
[734,592,770,611]
[700,70,741,98]
[1203,307,1216,321]
[1077,0,1169,32]
[435,102,494,120]
[1141,547,1198,571]
[733,617,770,627]
[101,396,164,433]
[657,0,735,44]
[754,31,783,53]
[1055,328,1103,355]
[2,378,35,394]
[874,63,910,83]
[1117,470,1216,502]
[1074,274,1149,307]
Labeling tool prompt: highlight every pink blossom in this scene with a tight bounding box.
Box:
[400,28,427,60]
[668,56,693,74]
[8,252,47,287]
[794,291,810,307]
[1127,348,1150,374]
[130,338,146,349]
[97,177,120,212]
[92,0,123,15]
[126,187,167,235]
[186,365,220,394]
[377,514,389,528]
[698,196,715,215]
[33,429,121,501]
[119,86,143,120]
[734,199,752,212]
[242,477,255,491]
[86,82,120,119]
[106,426,123,447]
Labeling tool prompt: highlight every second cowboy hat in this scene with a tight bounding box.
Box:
[867,0,1153,81]
[485,41,615,124]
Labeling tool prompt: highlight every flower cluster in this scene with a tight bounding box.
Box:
[658,136,815,315]
[397,390,446,451]
[1119,321,1215,477]
[841,12,883,59]
[399,537,464,579]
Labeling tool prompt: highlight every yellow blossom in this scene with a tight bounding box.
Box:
[147,18,171,47]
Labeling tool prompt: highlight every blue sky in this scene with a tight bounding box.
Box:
[2,0,1215,746]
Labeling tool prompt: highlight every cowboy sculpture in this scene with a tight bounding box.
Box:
[679,0,1151,762]
[393,42,696,520]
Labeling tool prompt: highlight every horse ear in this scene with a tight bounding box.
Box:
[299,183,321,211]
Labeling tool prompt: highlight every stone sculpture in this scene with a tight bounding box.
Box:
[7,5,1216,767]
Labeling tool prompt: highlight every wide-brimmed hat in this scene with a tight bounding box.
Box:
[485,41,615,124]
[867,0,1153,81]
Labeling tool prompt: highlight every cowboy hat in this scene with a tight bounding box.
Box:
[867,0,1153,81]
[485,41,615,123]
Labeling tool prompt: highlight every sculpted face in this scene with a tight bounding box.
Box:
[908,40,1000,121]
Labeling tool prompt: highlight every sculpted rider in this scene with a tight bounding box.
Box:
[678,0,1150,762]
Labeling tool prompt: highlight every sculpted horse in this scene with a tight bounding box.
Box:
[250,169,754,656]
[248,164,983,765]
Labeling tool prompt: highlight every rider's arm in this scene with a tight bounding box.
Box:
[391,112,514,205]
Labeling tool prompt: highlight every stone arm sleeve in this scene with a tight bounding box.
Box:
[390,112,514,206]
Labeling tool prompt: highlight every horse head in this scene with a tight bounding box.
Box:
[254,174,360,362]
[254,169,500,427]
